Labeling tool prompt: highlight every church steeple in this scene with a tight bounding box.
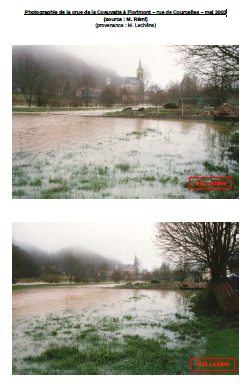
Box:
[134,254,138,268]
[137,59,143,82]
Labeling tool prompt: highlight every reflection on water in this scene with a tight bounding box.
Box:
[12,287,191,319]
[13,114,225,155]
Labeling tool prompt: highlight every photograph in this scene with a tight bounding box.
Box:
[12,222,239,375]
[12,45,239,199]
[2,0,246,381]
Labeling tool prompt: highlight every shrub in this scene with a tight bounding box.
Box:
[190,283,219,311]
[164,102,178,109]
[151,279,160,284]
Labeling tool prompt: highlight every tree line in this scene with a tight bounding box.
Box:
[12,243,123,283]
[13,45,239,108]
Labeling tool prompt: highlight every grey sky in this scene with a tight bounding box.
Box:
[12,223,162,270]
[61,45,184,88]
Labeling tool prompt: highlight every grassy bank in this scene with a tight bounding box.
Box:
[12,283,105,291]
[104,108,208,117]
[12,107,112,113]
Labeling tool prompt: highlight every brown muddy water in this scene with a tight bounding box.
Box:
[13,287,197,363]
[12,286,190,319]
[12,286,193,356]
[12,114,236,198]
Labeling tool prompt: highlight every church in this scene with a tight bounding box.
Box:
[124,255,139,276]
[120,60,144,103]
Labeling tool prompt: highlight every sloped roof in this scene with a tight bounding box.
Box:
[122,77,143,85]
[125,264,137,269]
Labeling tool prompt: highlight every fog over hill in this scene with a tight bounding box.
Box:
[13,240,125,270]
[12,45,123,88]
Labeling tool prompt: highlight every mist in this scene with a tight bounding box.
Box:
[12,223,162,270]
[13,45,184,88]
[61,45,183,88]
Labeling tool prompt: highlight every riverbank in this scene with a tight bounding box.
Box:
[12,282,107,291]
[103,114,238,122]
[114,286,206,290]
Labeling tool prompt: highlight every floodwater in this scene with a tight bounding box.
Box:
[12,114,237,198]
[13,287,204,372]
[12,286,190,319]
[13,114,224,153]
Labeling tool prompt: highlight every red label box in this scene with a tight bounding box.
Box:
[189,177,232,189]
[191,358,235,371]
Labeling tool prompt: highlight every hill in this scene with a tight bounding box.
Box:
[13,241,124,272]
[12,45,122,88]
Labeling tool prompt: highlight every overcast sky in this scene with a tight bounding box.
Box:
[61,45,184,88]
[12,223,163,270]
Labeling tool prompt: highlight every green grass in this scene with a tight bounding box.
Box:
[12,107,112,113]
[115,163,130,172]
[104,108,211,118]
[49,177,63,184]
[159,177,171,184]
[19,327,238,375]
[13,299,239,375]
[12,121,239,200]
[12,283,103,290]
[142,176,156,181]
[23,336,176,374]
[30,179,42,187]
[123,315,132,320]
[204,329,239,374]
[163,311,239,338]
[12,189,26,197]
[203,161,229,174]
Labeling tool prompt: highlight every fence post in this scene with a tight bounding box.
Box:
[47,105,49,115]
[158,105,159,116]
[182,104,184,116]
[73,104,74,114]
[68,104,69,115]
[60,104,62,115]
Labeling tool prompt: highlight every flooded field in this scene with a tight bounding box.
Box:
[13,286,205,374]
[12,114,238,199]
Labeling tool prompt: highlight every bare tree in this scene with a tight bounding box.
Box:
[63,253,78,283]
[141,67,151,104]
[14,54,41,107]
[33,66,52,106]
[136,259,143,275]
[111,270,123,283]
[99,86,118,107]
[98,263,109,281]
[79,73,95,107]
[154,222,239,281]
[171,45,239,93]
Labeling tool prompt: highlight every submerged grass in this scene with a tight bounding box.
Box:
[23,336,179,374]
[115,163,130,172]
[12,121,239,199]
[13,289,239,375]
[20,327,238,375]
